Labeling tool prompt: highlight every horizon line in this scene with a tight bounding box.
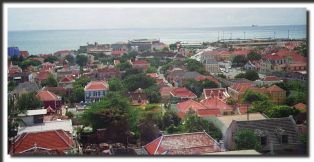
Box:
[8,24,307,32]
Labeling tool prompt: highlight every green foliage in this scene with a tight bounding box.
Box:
[226,97,237,105]
[294,43,307,57]
[247,52,262,61]
[160,111,181,130]
[234,129,261,151]
[65,54,75,65]
[250,100,273,113]
[20,59,41,69]
[123,73,155,91]
[232,55,248,67]
[185,59,207,75]
[76,54,88,67]
[120,52,138,62]
[275,80,307,105]
[41,74,58,87]
[108,77,125,92]
[181,113,222,140]
[117,62,132,71]
[146,67,157,73]
[286,91,307,106]
[138,112,161,144]
[70,77,91,103]
[243,90,268,104]
[44,56,58,63]
[16,92,43,112]
[265,105,300,118]
[183,79,218,97]
[235,70,259,81]
[144,86,161,103]
[8,81,18,92]
[65,111,74,119]
[169,44,177,50]
[217,73,226,78]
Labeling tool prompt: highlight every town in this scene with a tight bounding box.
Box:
[7,38,308,156]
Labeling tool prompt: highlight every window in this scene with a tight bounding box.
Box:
[261,136,267,146]
[281,135,288,144]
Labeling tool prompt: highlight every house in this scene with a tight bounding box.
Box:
[36,90,62,111]
[17,119,73,135]
[144,132,223,155]
[95,67,120,80]
[201,53,220,74]
[20,51,30,58]
[170,87,197,104]
[174,99,220,118]
[206,113,267,135]
[8,47,20,57]
[203,88,229,100]
[11,129,75,155]
[266,85,286,104]
[128,88,149,106]
[244,60,258,71]
[111,42,129,56]
[12,82,40,97]
[167,71,204,87]
[113,60,121,66]
[255,76,283,86]
[42,86,70,97]
[227,83,254,101]
[200,98,234,116]
[59,75,75,89]
[129,39,160,52]
[17,109,47,126]
[259,59,272,74]
[84,81,109,103]
[131,60,150,71]
[160,86,174,103]
[224,116,302,154]
[293,103,306,112]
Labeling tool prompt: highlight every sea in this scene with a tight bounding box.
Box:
[8,25,307,55]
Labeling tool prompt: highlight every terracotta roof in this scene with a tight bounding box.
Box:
[195,75,219,83]
[203,88,229,100]
[229,83,254,93]
[267,85,285,92]
[20,51,29,58]
[59,75,74,83]
[160,86,174,96]
[170,87,197,98]
[262,76,281,81]
[293,103,307,111]
[197,109,221,117]
[144,132,222,155]
[200,98,233,111]
[84,81,109,91]
[146,73,159,78]
[132,60,150,65]
[36,90,61,101]
[12,130,74,154]
[177,99,208,113]
[43,87,68,94]
[37,70,51,82]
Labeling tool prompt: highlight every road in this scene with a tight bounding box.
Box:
[157,66,173,87]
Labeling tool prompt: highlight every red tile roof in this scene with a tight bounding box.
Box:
[203,88,228,100]
[262,76,281,81]
[84,81,109,91]
[293,103,307,111]
[37,70,51,82]
[197,109,221,117]
[36,90,61,101]
[132,60,150,65]
[12,130,74,154]
[160,86,174,96]
[201,98,233,111]
[170,87,197,98]
[229,83,254,93]
[267,85,285,92]
[144,132,222,155]
[195,75,219,83]
[177,99,208,113]
[20,51,29,58]
[265,49,306,63]
[59,75,74,83]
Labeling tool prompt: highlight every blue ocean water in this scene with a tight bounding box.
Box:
[8,25,306,55]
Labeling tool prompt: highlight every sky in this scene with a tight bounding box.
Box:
[8,8,307,31]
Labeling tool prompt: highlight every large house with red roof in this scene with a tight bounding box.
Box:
[11,130,75,155]
[144,132,223,155]
[203,88,230,100]
[59,75,75,89]
[130,60,150,71]
[84,81,109,103]
[175,99,221,118]
[36,90,62,111]
[170,87,197,104]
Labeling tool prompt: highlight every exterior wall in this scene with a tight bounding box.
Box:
[269,91,286,104]
[43,100,62,109]
[84,90,108,103]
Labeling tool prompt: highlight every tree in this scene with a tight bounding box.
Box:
[286,91,306,106]
[182,113,222,140]
[138,112,161,145]
[146,67,157,73]
[8,81,18,92]
[185,59,207,75]
[108,77,125,92]
[169,44,177,50]
[160,111,181,130]
[294,43,307,57]
[16,92,43,112]
[266,105,300,118]
[202,79,219,89]
[235,70,259,81]
[123,74,155,91]
[184,79,218,97]
[232,55,248,67]
[251,100,273,113]
[20,59,41,70]
[65,111,74,119]
[65,54,75,65]
[44,56,58,63]
[76,54,88,67]
[144,86,161,103]
[70,77,91,103]
[234,129,261,151]
[217,73,226,78]
[41,74,58,87]
[247,52,262,61]
[242,90,268,104]
[117,62,132,71]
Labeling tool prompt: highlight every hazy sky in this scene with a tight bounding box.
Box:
[8,8,307,31]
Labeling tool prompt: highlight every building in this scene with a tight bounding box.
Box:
[144,132,223,155]
[17,109,47,126]
[36,90,62,111]
[255,76,283,86]
[84,81,109,103]
[8,47,20,57]
[224,116,302,154]
[12,82,40,97]
[94,67,120,80]
[11,130,75,155]
[130,60,150,71]
[203,88,229,100]
[159,86,174,103]
[201,53,220,74]
[170,87,197,104]
[59,75,75,89]
[111,42,129,56]
[129,39,160,52]
[174,99,221,118]
[227,83,254,101]
[128,88,149,106]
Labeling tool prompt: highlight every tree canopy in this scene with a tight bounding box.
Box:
[265,105,300,118]
[247,52,262,61]
[41,74,58,87]
[44,56,58,63]
[185,59,207,75]
[235,70,259,81]
[16,92,43,112]
[232,55,248,67]
[183,79,218,97]
[76,54,88,67]
[234,129,261,151]
[123,73,155,91]
[242,90,268,104]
